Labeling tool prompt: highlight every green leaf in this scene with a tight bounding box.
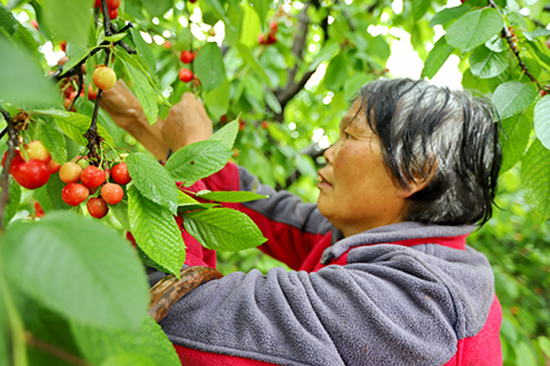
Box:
[143,0,173,17]
[182,207,266,251]
[126,153,178,214]
[524,29,550,41]
[0,38,58,108]
[131,27,156,75]
[421,37,454,79]
[34,109,114,147]
[127,186,185,276]
[446,8,504,53]
[493,81,538,119]
[521,139,550,221]
[500,112,531,172]
[205,79,230,121]
[240,4,260,48]
[194,43,227,92]
[178,190,199,205]
[0,212,149,330]
[104,33,127,43]
[538,336,550,358]
[429,3,471,27]
[165,140,233,186]
[0,4,17,35]
[236,43,272,87]
[100,353,156,366]
[469,46,507,79]
[534,95,550,150]
[37,122,67,164]
[46,172,72,211]
[196,190,267,202]
[516,341,537,366]
[308,41,340,72]
[265,90,282,114]
[3,176,21,225]
[43,0,92,47]
[72,316,180,366]
[61,45,93,77]
[123,61,158,125]
[250,0,268,25]
[412,0,431,21]
[110,199,130,231]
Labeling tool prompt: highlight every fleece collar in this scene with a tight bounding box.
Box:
[321,221,476,264]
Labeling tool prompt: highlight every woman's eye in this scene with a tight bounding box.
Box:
[345,132,352,139]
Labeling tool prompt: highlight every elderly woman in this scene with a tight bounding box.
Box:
[101,78,503,366]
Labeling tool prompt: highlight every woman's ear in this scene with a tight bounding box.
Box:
[397,161,438,198]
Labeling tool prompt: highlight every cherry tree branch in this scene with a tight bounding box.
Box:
[487,0,540,87]
[0,108,19,233]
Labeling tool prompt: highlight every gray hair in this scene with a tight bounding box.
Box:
[357,78,501,226]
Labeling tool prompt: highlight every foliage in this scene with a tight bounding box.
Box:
[1,0,550,364]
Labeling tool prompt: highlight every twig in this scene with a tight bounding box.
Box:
[488,0,539,87]
[25,331,92,366]
[0,108,19,233]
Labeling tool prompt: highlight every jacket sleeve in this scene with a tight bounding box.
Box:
[159,244,496,366]
[200,162,339,270]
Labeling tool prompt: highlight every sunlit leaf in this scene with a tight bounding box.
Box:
[534,95,550,150]
[194,43,227,92]
[492,81,537,119]
[469,46,507,79]
[521,139,550,221]
[446,8,504,52]
[422,37,454,79]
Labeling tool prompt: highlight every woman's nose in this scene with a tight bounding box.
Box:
[323,143,337,164]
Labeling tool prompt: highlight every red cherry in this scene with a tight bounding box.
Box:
[11,160,50,189]
[61,183,89,206]
[81,166,106,188]
[266,33,277,45]
[88,84,98,100]
[60,41,67,53]
[30,19,38,30]
[258,34,266,44]
[269,21,278,32]
[261,121,269,129]
[163,41,172,49]
[179,68,194,83]
[106,0,120,10]
[190,0,197,3]
[59,162,83,184]
[220,115,227,123]
[180,50,195,64]
[101,183,124,205]
[111,163,131,185]
[46,159,61,174]
[87,197,109,218]
[2,150,23,171]
[108,8,118,19]
[34,201,45,218]
[94,0,101,7]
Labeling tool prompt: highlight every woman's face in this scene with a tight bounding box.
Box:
[317,99,415,237]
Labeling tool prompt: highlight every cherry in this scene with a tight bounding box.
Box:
[266,34,277,45]
[180,50,195,64]
[34,201,45,218]
[62,183,89,206]
[81,166,106,188]
[60,41,67,53]
[87,197,109,218]
[2,150,23,170]
[11,160,50,189]
[46,159,61,174]
[93,65,117,90]
[59,162,83,183]
[258,34,266,44]
[88,84,98,100]
[94,0,101,7]
[261,121,269,129]
[23,141,51,163]
[108,8,118,19]
[101,183,124,205]
[30,19,38,30]
[163,41,172,49]
[179,68,194,83]
[270,21,278,32]
[106,0,120,10]
[111,163,131,185]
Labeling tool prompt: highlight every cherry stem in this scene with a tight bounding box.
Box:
[0,108,19,234]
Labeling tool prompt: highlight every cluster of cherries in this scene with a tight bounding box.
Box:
[94,0,121,20]
[178,50,199,84]
[258,21,278,45]
[59,159,131,219]
[2,141,61,190]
